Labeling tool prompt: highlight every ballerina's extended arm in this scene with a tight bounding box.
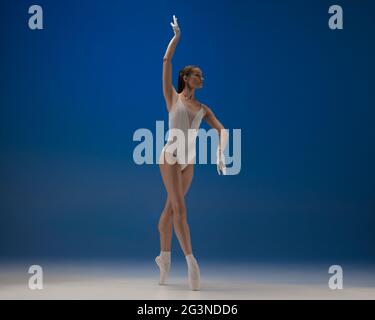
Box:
[162,15,180,112]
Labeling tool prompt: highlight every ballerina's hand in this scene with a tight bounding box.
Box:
[170,14,181,38]
[216,148,227,175]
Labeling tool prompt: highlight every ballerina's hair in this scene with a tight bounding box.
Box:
[177,65,199,93]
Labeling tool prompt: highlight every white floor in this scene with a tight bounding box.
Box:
[0,261,374,300]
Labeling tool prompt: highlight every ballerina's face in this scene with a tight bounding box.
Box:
[186,68,204,89]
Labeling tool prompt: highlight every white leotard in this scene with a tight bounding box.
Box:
[161,94,206,171]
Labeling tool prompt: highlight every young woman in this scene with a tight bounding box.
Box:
[155,15,228,291]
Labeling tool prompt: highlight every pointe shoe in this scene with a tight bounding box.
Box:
[155,255,170,285]
[188,264,201,291]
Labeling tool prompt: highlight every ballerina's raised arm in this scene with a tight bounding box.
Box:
[162,15,181,112]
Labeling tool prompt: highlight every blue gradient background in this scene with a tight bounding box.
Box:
[1,0,374,264]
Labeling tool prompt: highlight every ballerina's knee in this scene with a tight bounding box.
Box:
[171,200,186,218]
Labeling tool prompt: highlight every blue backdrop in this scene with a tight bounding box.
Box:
[1,0,374,264]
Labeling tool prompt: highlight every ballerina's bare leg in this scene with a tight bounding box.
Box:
[159,152,194,256]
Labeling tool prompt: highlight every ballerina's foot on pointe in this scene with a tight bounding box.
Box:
[155,251,171,285]
[186,253,200,291]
